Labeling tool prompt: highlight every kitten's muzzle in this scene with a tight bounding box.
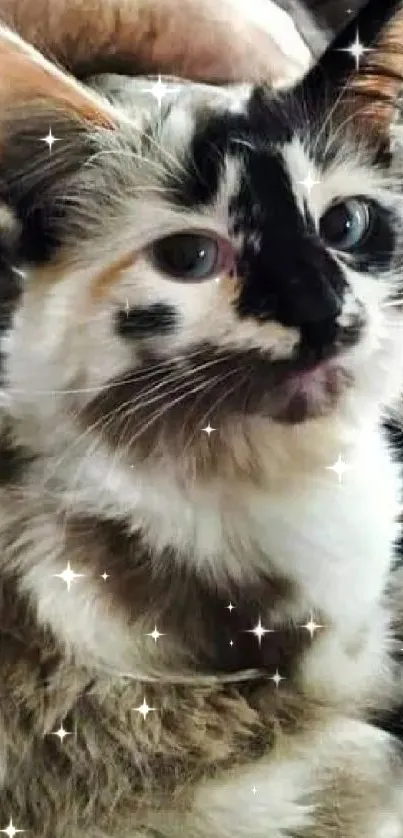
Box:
[255,314,365,423]
[297,311,366,367]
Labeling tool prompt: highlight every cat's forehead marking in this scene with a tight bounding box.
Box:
[278,139,321,217]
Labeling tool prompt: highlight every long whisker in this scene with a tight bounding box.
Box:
[82,147,181,186]
[8,346,224,397]
[41,351,237,494]
[309,80,351,160]
[125,373,225,450]
[181,368,244,455]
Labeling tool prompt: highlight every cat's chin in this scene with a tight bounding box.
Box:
[265,362,353,424]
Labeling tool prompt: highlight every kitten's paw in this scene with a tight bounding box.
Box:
[184,718,403,838]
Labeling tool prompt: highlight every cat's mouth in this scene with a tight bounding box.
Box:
[267,359,352,423]
[82,345,354,455]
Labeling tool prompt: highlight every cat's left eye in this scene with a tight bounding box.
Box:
[319,198,374,252]
[148,231,235,282]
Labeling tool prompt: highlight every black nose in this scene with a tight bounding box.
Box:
[236,234,350,336]
[298,311,365,364]
[299,317,339,363]
[276,273,344,328]
[272,234,348,329]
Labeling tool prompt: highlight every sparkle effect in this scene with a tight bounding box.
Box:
[41,127,59,152]
[52,724,71,742]
[246,616,273,646]
[337,29,371,70]
[134,697,155,719]
[270,669,285,688]
[202,423,216,436]
[11,266,27,280]
[326,453,352,484]
[227,602,235,613]
[145,625,165,643]
[0,820,24,838]
[301,612,324,638]
[149,76,170,109]
[53,561,85,591]
[101,572,109,581]
[298,172,321,194]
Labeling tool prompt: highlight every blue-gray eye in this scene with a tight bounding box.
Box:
[149,232,234,282]
[320,199,373,252]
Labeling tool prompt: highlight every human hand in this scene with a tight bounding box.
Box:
[0,0,311,85]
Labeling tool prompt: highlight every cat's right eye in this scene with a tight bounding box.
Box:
[148,231,235,282]
[319,198,374,252]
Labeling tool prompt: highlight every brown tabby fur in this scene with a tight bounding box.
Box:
[0,422,400,838]
[0,11,402,838]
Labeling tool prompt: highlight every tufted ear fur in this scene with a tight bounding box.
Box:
[297,0,403,140]
[0,25,120,265]
[0,24,117,128]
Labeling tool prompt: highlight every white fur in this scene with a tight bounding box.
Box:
[186,719,403,838]
[2,74,403,714]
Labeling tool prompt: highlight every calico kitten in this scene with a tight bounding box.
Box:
[0,2,402,837]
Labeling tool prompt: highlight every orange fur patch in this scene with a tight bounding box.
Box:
[90,251,139,301]
[348,10,403,130]
[0,25,116,130]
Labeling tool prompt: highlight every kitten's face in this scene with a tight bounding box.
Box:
[2,12,403,484]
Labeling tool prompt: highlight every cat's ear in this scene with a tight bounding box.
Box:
[0,24,117,128]
[0,26,120,264]
[298,0,403,139]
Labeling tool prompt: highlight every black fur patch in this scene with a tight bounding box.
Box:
[162,88,395,334]
[0,425,32,486]
[295,0,403,111]
[63,513,309,678]
[228,147,350,330]
[116,304,179,339]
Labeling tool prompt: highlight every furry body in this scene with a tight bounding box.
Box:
[0,3,402,837]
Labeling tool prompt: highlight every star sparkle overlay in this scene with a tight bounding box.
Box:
[326,453,352,484]
[51,724,71,743]
[300,612,324,638]
[270,669,285,688]
[298,172,321,194]
[134,697,155,719]
[53,561,85,591]
[40,127,59,153]
[245,616,274,647]
[145,625,165,643]
[336,29,371,71]
[0,820,24,838]
[11,266,27,280]
[149,76,170,109]
[7,51,388,835]
[202,423,216,436]
[144,75,182,118]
